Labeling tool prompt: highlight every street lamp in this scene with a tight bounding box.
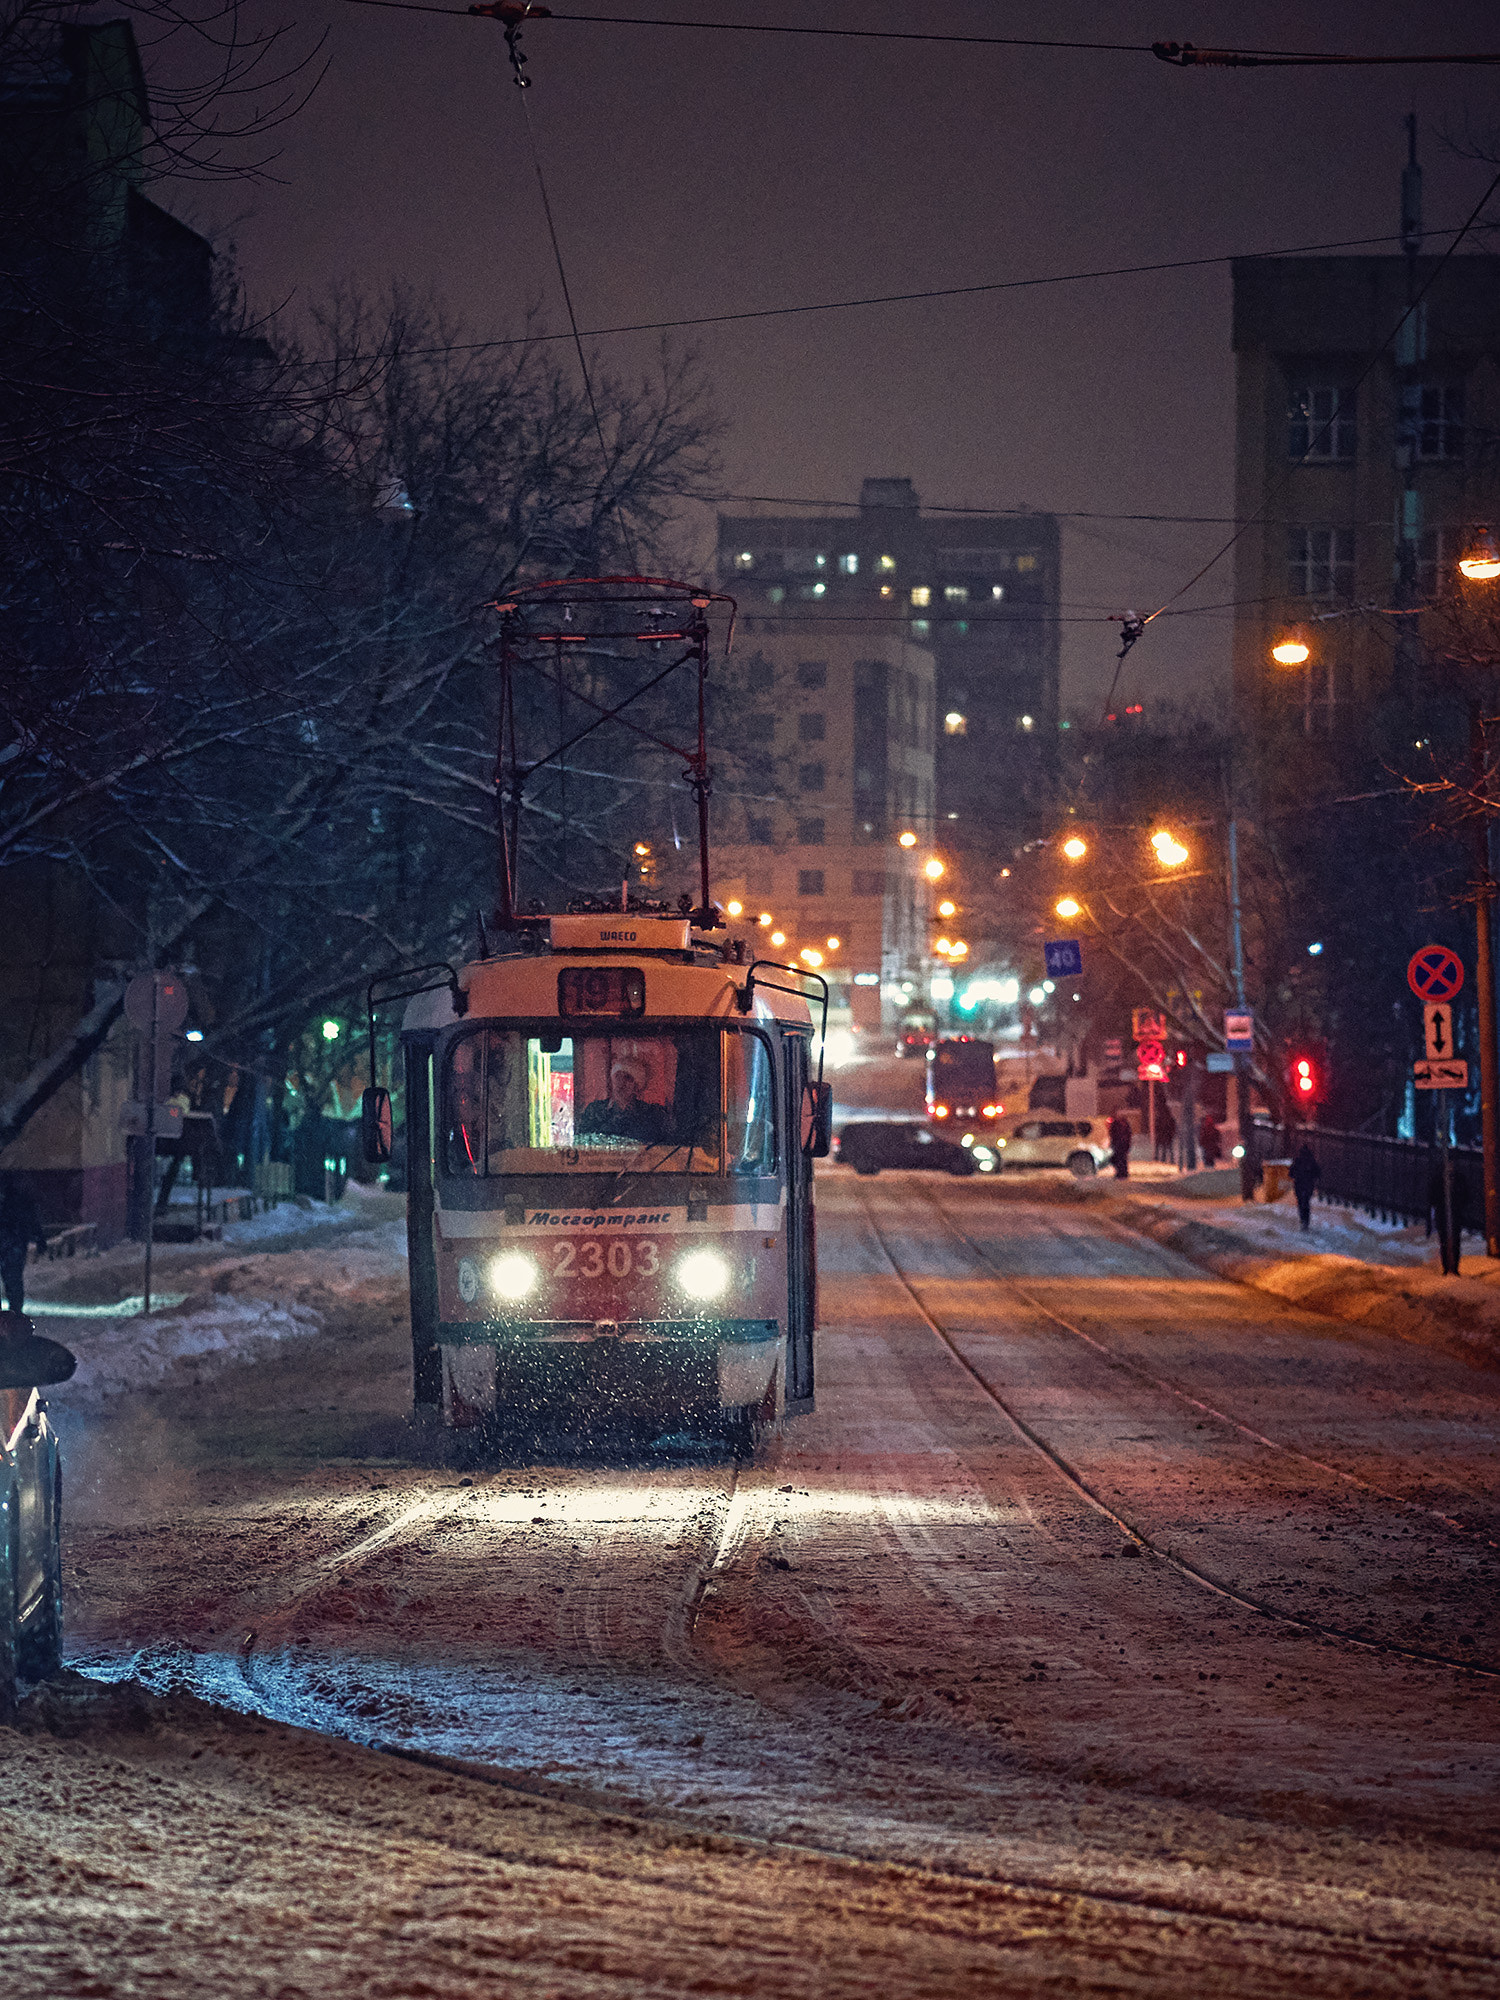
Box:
[726,899,743,918]
[923,857,945,881]
[1061,835,1088,860]
[1459,526,1500,583]
[1054,896,1082,920]
[1150,829,1189,867]
[1271,629,1311,666]
[937,899,956,918]
[898,830,917,848]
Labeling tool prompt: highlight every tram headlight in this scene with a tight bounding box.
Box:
[676,1248,730,1301]
[488,1250,539,1302]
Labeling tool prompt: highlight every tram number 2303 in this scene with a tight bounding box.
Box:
[553,1238,660,1278]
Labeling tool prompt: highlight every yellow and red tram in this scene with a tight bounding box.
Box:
[389,915,827,1442]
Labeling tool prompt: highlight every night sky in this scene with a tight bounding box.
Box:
[179,0,1499,715]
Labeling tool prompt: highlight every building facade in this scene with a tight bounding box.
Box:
[711,623,936,1033]
[1232,253,1500,741]
[716,479,1061,859]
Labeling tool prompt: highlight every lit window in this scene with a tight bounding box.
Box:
[767,584,785,604]
[877,554,896,572]
[815,553,827,567]
[911,619,930,638]
[944,711,967,736]
[910,586,931,607]
[734,550,754,570]
[879,584,894,599]
[943,585,968,603]
[811,581,826,596]
[991,585,1004,600]
[1019,714,1034,731]
[838,553,859,574]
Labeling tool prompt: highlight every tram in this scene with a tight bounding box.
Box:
[925,1036,1001,1127]
[363,579,830,1444]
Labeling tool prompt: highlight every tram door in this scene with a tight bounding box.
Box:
[404,1036,442,1408]
[783,1030,816,1409]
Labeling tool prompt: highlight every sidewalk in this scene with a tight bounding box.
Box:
[1085,1170,1500,1372]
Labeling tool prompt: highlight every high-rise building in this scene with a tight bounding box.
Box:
[716,480,1060,855]
[711,623,936,1033]
[1232,244,1500,741]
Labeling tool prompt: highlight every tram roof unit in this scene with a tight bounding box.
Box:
[400,933,815,1036]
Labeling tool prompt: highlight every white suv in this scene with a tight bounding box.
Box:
[974,1114,1112,1177]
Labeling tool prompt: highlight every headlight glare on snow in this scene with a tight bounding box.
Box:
[488,1250,539,1302]
[676,1248,730,1301]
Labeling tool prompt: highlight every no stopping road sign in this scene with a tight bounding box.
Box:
[1407,945,1465,1003]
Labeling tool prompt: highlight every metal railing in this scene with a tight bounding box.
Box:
[1264,1123,1481,1230]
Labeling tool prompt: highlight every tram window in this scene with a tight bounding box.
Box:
[444,1027,778,1175]
[725,1031,776,1174]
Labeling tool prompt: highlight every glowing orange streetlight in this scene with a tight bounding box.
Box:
[757,912,773,927]
[825,936,841,950]
[1271,629,1310,666]
[799,947,824,968]
[1150,829,1189,868]
[937,900,956,918]
[1054,896,1082,920]
[770,929,786,947]
[923,856,945,882]
[725,899,743,918]
[1459,527,1500,583]
[1061,835,1087,861]
[898,830,917,848]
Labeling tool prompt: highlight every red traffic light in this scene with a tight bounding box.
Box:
[1289,1052,1321,1100]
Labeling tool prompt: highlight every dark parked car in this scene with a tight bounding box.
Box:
[1,1319,73,1718]
[834,1121,976,1177]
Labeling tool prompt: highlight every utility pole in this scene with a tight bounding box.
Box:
[1471,701,1500,1255]
[1227,815,1256,1202]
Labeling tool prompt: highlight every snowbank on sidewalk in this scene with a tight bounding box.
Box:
[44,1219,409,1405]
[1098,1191,1500,1370]
[63,1295,324,1404]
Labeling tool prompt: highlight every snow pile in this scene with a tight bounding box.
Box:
[200,1219,408,1307]
[64,1294,323,1404]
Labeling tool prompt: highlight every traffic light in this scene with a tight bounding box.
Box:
[1287,1050,1324,1105]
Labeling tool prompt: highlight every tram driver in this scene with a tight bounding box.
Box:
[575,1056,674,1146]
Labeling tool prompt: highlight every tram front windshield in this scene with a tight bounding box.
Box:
[444,1027,776,1177]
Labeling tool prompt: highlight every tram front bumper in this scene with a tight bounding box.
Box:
[437,1317,781,1414]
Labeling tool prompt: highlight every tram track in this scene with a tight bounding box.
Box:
[853,1181,1500,1682]
[355,1731,1500,1981]
[928,1185,1500,1550]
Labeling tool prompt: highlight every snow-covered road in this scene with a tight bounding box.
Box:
[4,1172,1498,1995]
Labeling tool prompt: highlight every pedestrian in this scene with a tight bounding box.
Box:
[1107,1111,1133,1179]
[0,1176,47,1314]
[1289,1142,1321,1231]
[1155,1103,1177,1164]
[1199,1114,1222,1168]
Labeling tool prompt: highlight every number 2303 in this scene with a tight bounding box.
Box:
[552,1238,659,1279]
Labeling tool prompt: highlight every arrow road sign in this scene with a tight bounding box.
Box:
[1407,945,1464,1003]
[1414,1058,1468,1091]
[1424,1003,1455,1061]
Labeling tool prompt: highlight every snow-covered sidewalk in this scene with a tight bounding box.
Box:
[1090,1175,1500,1370]
[21,1189,409,1405]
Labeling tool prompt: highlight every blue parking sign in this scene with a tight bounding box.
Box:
[1044,939,1083,978]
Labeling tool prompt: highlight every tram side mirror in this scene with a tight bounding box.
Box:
[362,1086,394,1165]
[801,1080,833,1158]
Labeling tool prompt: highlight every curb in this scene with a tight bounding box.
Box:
[1092,1193,1500,1373]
